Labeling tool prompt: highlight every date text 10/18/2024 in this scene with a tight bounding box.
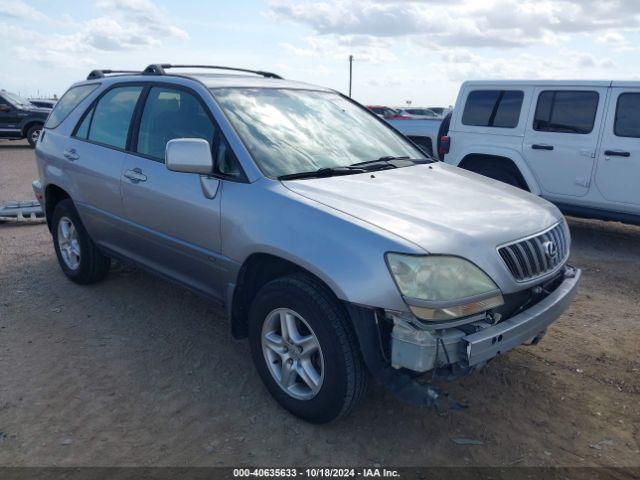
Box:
[233,468,401,478]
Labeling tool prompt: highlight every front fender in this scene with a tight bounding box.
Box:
[221,179,424,313]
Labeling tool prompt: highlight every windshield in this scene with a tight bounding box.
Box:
[212,88,426,178]
[2,91,33,108]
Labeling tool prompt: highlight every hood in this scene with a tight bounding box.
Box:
[283,163,563,290]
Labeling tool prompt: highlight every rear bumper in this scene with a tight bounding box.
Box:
[463,267,580,366]
[32,180,44,202]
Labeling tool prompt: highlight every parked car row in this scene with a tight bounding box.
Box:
[387,81,640,226]
[442,81,640,225]
[366,105,450,120]
[0,89,53,147]
[28,98,57,109]
[33,65,580,423]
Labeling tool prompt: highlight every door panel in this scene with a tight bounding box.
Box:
[65,85,144,247]
[64,139,128,247]
[595,88,640,207]
[524,87,607,197]
[119,84,226,300]
[120,155,225,299]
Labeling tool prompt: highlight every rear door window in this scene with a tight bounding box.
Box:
[87,86,143,149]
[462,90,524,128]
[533,90,599,134]
[45,84,99,129]
[614,93,640,138]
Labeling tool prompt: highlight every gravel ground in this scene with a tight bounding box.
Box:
[0,140,639,468]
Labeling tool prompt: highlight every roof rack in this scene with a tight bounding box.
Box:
[87,69,140,80]
[142,64,283,79]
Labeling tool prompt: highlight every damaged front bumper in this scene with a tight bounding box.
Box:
[390,266,581,373]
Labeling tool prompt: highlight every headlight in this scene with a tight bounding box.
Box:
[386,254,504,321]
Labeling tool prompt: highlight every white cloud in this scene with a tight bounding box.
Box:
[0,0,189,69]
[0,0,45,21]
[95,0,189,42]
[268,0,635,90]
[596,31,637,52]
[283,34,397,63]
[267,0,640,49]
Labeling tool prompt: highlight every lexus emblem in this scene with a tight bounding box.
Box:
[543,240,558,260]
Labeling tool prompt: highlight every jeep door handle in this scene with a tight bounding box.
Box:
[63,148,79,161]
[123,168,147,183]
[604,150,630,157]
[531,144,554,151]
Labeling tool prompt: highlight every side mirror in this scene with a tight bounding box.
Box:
[0,104,10,112]
[165,138,213,175]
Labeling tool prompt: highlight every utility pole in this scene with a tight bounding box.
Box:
[348,55,354,97]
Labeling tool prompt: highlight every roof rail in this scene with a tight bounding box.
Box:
[87,69,140,80]
[142,64,283,79]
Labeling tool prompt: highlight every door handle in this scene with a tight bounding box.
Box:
[63,148,79,161]
[123,168,147,183]
[531,144,554,151]
[604,150,630,157]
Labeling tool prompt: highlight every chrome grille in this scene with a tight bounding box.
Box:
[498,223,568,282]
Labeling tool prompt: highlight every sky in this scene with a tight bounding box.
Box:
[1,0,640,107]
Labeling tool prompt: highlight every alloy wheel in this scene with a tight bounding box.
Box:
[57,216,81,270]
[261,308,324,400]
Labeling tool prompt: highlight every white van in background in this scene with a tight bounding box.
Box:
[442,81,640,224]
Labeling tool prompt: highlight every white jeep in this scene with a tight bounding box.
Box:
[442,80,640,225]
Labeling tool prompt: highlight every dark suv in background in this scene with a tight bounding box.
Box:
[0,90,50,147]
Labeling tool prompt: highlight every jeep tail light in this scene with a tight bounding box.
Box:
[439,135,450,156]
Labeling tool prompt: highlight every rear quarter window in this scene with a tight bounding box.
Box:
[462,90,524,128]
[45,84,100,129]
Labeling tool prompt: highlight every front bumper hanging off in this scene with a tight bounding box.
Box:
[390,266,581,372]
[463,266,580,366]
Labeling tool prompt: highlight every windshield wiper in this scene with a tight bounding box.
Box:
[350,156,431,171]
[278,166,366,181]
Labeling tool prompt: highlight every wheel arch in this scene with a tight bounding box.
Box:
[455,149,541,194]
[44,183,71,232]
[229,252,347,339]
[21,120,44,138]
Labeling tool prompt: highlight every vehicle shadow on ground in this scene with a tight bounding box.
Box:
[568,216,640,248]
[0,143,32,150]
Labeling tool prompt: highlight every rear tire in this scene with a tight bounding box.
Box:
[248,273,368,423]
[26,124,42,148]
[52,199,110,284]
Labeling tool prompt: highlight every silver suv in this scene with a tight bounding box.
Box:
[33,64,581,423]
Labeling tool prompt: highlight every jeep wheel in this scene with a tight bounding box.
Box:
[52,199,110,284]
[26,124,43,148]
[248,274,367,423]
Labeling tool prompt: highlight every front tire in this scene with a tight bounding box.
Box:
[52,199,110,284]
[26,124,42,148]
[248,274,368,423]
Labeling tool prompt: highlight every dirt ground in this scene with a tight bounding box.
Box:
[0,140,639,468]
